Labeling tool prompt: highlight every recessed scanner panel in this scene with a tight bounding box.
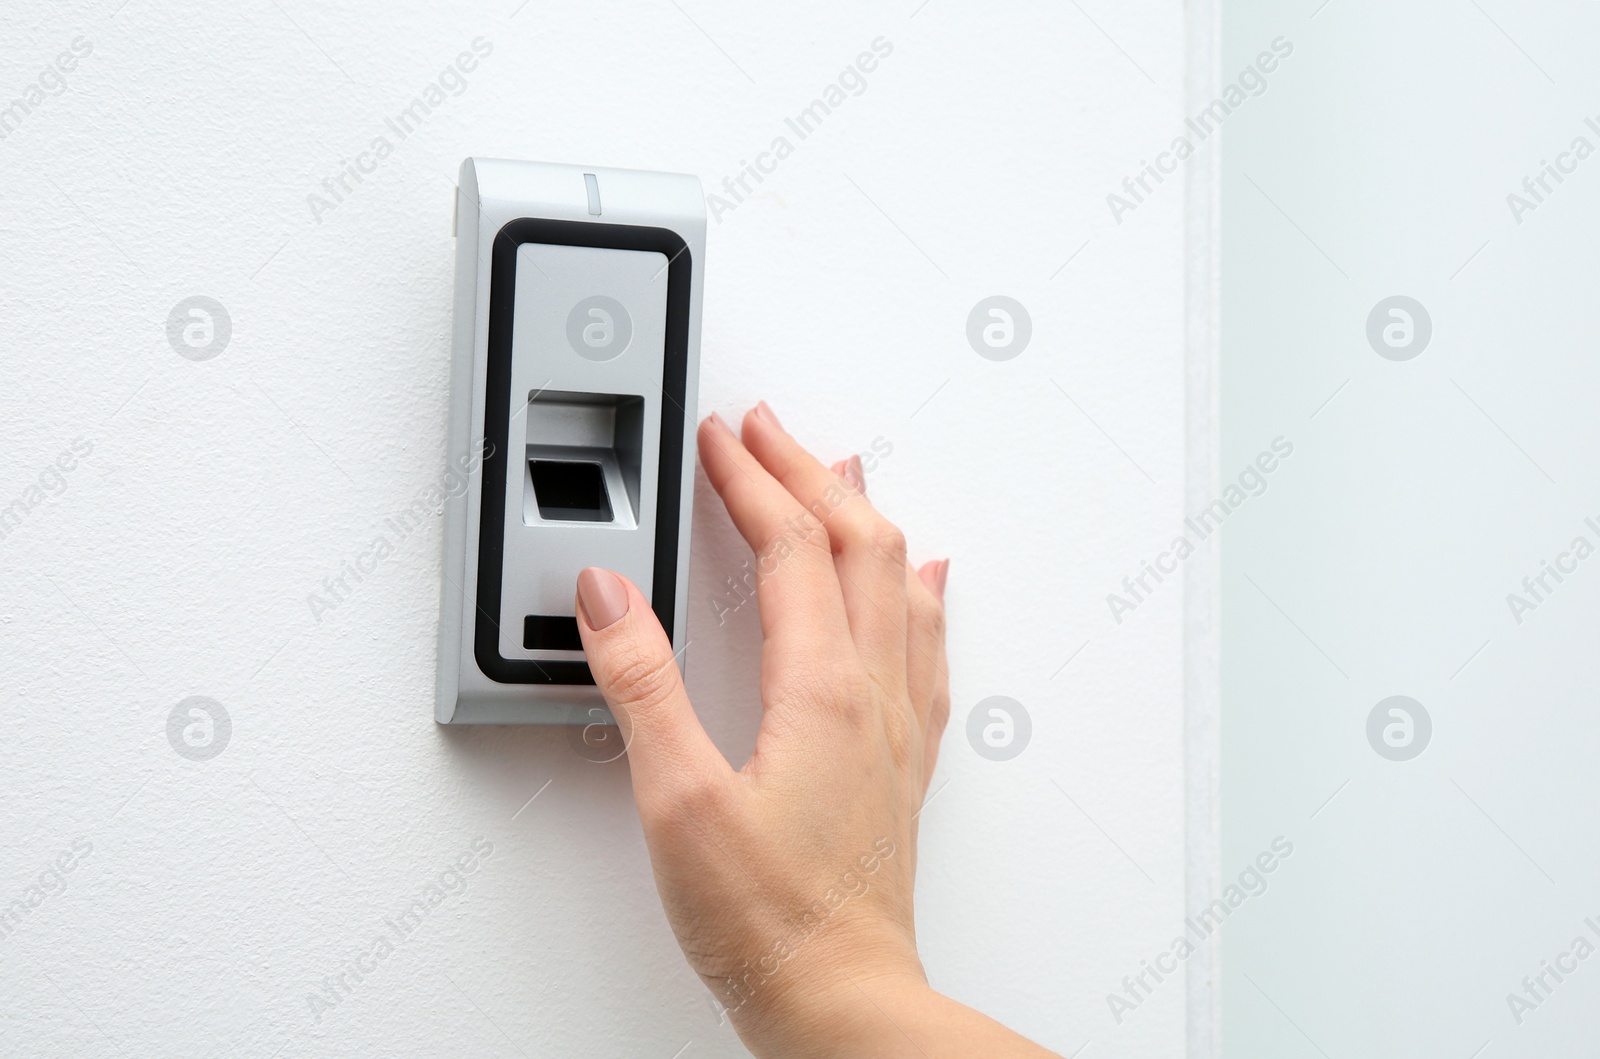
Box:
[496,242,668,666]
[521,391,643,528]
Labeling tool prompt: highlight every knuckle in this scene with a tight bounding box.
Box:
[780,658,875,719]
[866,522,908,564]
[756,514,832,568]
[598,644,679,713]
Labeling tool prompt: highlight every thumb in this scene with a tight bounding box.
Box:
[574,567,727,799]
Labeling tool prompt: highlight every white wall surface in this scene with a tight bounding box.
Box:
[0,2,1191,1055]
[1222,2,1600,1057]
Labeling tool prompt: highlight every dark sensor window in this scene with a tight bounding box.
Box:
[524,614,583,650]
[529,460,613,522]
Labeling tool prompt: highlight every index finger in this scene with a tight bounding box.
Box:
[697,412,854,667]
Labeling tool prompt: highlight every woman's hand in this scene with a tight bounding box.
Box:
[574,403,1054,1058]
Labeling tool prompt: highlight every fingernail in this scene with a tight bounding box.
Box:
[844,455,865,495]
[830,459,847,477]
[577,567,629,630]
[754,400,781,428]
[935,559,949,600]
[708,411,730,433]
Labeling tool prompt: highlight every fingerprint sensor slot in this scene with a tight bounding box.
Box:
[523,390,642,528]
[529,460,612,522]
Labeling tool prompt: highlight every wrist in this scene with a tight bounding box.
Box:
[735,966,1061,1059]
[737,969,937,1059]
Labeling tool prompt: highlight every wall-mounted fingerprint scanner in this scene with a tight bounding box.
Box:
[436,159,704,725]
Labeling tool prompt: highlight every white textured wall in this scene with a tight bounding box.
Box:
[0,1,1189,1055]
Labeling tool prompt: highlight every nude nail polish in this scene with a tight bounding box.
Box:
[755,400,781,428]
[577,567,629,630]
[844,455,865,494]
